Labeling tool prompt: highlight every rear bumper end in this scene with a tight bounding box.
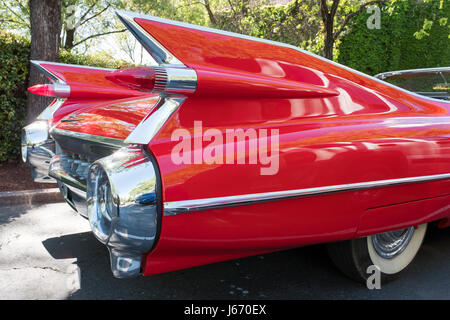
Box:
[86,147,160,278]
[21,120,55,183]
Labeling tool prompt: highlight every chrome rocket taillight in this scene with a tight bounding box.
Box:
[105,65,197,95]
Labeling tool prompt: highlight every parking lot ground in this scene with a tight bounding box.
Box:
[1,202,450,300]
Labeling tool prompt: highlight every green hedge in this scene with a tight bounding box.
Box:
[0,32,132,162]
[0,32,30,162]
[337,0,450,75]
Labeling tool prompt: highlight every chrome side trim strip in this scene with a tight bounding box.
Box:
[115,10,450,105]
[124,97,185,145]
[116,11,184,66]
[50,128,127,148]
[164,173,450,215]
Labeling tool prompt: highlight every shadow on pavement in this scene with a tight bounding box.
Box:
[42,231,364,300]
[0,203,45,226]
[41,224,450,300]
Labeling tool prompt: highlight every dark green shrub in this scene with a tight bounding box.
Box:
[0,32,30,162]
[337,0,450,75]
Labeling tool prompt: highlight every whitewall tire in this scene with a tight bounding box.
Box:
[327,224,427,283]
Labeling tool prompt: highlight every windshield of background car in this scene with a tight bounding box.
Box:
[376,69,450,100]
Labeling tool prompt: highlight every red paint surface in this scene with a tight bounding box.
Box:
[54,96,160,140]
[105,67,156,91]
[357,194,450,237]
[193,68,340,98]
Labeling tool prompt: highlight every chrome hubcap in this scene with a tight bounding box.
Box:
[372,227,415,259]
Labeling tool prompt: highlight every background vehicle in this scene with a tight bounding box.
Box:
[22,10,450,282]
[376,67,450,101]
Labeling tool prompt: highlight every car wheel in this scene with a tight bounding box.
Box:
[327,223,427,283]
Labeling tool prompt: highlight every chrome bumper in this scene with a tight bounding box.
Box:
[86,147,159,278]
[21,120,55,183]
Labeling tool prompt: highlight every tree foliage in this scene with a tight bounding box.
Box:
[167,0,391,59]
[413,0,449,40]
[61,0,126,51]
[0,0,29,31]
[1,0,448,61]
[337,0,450,75]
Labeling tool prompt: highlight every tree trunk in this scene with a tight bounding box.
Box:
[64,28,75,50]
[323,21,334,60]
[26,0,61,124]
[204,0,217,26]
[319,0,337,61]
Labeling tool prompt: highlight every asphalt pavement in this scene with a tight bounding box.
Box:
[0,202,449,300]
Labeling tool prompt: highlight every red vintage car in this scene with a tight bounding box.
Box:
[22,10,450,283]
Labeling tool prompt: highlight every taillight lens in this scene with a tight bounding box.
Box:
[28,84,55,96]
[28,83,70,98]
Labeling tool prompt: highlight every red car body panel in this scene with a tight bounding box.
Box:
[32,15,450,276]
[54,96,160,140]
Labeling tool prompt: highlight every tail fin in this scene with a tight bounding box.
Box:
[116,10,339,99]
[29,61,146,100]
[115,10,343,145]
